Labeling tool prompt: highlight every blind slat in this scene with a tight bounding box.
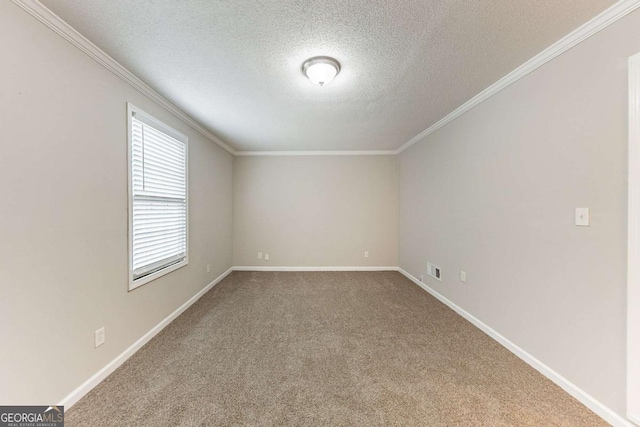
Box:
[131,114,187,278]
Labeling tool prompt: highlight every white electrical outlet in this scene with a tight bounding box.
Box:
[364,251,369,258]
[575,208,590,226]
[95,327,105,348]
[207,264,211,273]
[264,253,270,261]
[460,270,467,283]
[258,252,263,259]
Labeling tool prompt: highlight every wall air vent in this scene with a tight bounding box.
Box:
[427,262,442,281]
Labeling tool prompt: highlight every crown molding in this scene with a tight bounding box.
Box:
[395,0,640,154]
[234,150,396,156]
[11,0,236,155]
[12,0,640,158]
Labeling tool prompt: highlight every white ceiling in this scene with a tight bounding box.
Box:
[41,0,616,152]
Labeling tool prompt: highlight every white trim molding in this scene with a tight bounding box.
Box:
[398,268,634,427]
[56,265,632,425]
[233,266,399,272]
[56,266,397,408]
[11,0,235,155]
[628,52,640,426]
[395,0,640,154]
[58,267,233,409]
[12,0,640,158]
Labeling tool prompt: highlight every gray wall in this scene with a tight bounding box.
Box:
[233,156,398,267]
[399,8,640,417]
[0,2,233,405]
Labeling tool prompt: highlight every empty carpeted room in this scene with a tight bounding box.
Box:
[3,0,640,426]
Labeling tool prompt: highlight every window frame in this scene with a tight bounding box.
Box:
[127,103,189,291]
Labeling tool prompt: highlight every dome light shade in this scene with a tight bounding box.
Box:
[302,56,341,86]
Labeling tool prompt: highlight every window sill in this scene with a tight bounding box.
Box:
[129,259,188,291]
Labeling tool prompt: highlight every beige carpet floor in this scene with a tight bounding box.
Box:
[66,271,607,426]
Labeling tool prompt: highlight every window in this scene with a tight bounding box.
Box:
[127,103,188,290]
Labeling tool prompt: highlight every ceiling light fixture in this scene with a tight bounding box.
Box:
[302,56,341,86]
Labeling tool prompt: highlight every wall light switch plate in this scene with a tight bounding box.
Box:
[258,252,262,259]
[460,271,467,283]
[575,208,590,226]
[95,327,105,348]
[364,251,369,258]
[264,253,269,261]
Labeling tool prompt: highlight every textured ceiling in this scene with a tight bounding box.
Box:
[41,0,616,152]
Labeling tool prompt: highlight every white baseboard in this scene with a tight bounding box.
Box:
[57,266,395,409]
[58,267,234,409]
[233,266,399,271]
[398,268,632,427]
[60,266,628,425]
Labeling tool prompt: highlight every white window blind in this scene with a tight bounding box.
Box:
[129,106,187,288]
